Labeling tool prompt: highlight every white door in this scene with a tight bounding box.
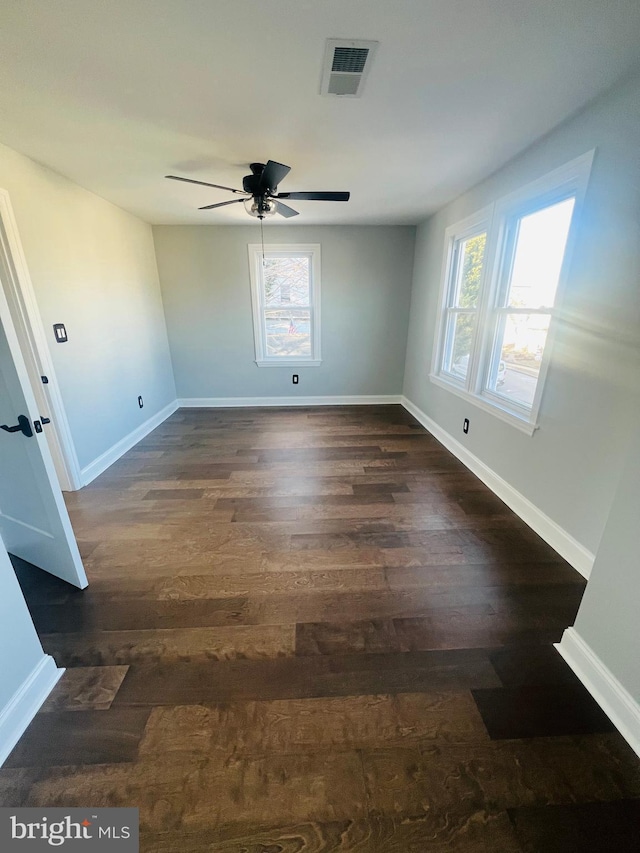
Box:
[0,286,87,588]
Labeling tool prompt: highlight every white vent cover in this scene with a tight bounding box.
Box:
[320,39,378,98]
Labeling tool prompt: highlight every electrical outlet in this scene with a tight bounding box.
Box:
[138,396,144,408]
[463,418,469,434]
[292,374,299,385]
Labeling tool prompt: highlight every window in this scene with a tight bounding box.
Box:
[431,152,593,434]
[248,244,321,367]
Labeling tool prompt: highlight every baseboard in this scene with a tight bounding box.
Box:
[556,628,640,758]
[178,395,403,408]
[401,395,595,579]
[0,656,63,767]
[80,400,179,486]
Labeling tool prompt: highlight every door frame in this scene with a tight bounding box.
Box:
[0,188,81,491]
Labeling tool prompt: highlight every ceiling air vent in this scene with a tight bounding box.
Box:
[320,39,379,98]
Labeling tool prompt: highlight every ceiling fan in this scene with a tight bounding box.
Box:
[166,160,350,219]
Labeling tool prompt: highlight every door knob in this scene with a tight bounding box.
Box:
[0,414,33,438]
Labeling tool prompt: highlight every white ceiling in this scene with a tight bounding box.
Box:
[0,0,639,226]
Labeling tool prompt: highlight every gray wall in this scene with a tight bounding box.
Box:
[403,69,640,555]
[573,420,640,700]
[0,142,176,471]
[153,225,415,399]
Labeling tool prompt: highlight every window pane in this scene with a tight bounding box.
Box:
[442,313,476,379]
[488,313,551,408]
[507,198,574,308]
[452,233,486,308]
[265,309,311,357]
[263,256,310,305]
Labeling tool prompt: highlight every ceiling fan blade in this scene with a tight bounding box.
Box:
[259,160,291,191]
[166,175,245,194]
[275,201,299,218]
[276,191,350,202]
[198,198,247,211]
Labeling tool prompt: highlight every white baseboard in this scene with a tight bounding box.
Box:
[0,655,63,767]
[556,628,640,758]
[80,400,179,486]
[178,395,403,408]
[401,395,595,579]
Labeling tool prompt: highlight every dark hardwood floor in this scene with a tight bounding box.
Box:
[2,406,639,851]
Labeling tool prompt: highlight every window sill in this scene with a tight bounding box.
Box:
[255,359,322,368]
[429,373,539,436]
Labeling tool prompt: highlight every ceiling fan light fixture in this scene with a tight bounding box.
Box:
[244,197,278,218]
[166,160,349,218]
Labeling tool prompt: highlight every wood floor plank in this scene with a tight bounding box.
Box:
[142,489,206,500]
[522,733,640,802]
[394,613,565,651]
[39,665,129,711]
[249,590,496,626]
[138,692,490,759]
[140,812,523,853]
[29,596,250,633]
[25,749,368,832]
[385,561,583,589]
[23,756,205,830]
[3,708,151,768]
[41,624,296,666]
[295,619,401,656]
[488,644,584,688]
[508,799,640,853]
[472,684,616,739]
[182,752,369,828]
[360,741,579,815]
[111,649,502,706]
[0,769,43,809]
[156,568,389,599]
[216,493,397,510]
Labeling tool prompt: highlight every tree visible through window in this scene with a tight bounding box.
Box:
[454,233,486,363]
[442,231,486,381]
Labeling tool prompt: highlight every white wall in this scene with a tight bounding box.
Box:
[403,69,640,556]
[0,544,46,712]
[0,539,61,766]
[572,421,640,701]
[0,142,176,471]
[153,225,415,400]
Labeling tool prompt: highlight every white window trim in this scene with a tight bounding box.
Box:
[247,243,322,367]
[430,150,595,434]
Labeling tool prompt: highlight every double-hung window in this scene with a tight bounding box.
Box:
[248,244,321,367]
[432,152,593,434]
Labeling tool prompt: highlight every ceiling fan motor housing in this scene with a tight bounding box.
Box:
[243,174,262,195]
[243,163,272,196]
